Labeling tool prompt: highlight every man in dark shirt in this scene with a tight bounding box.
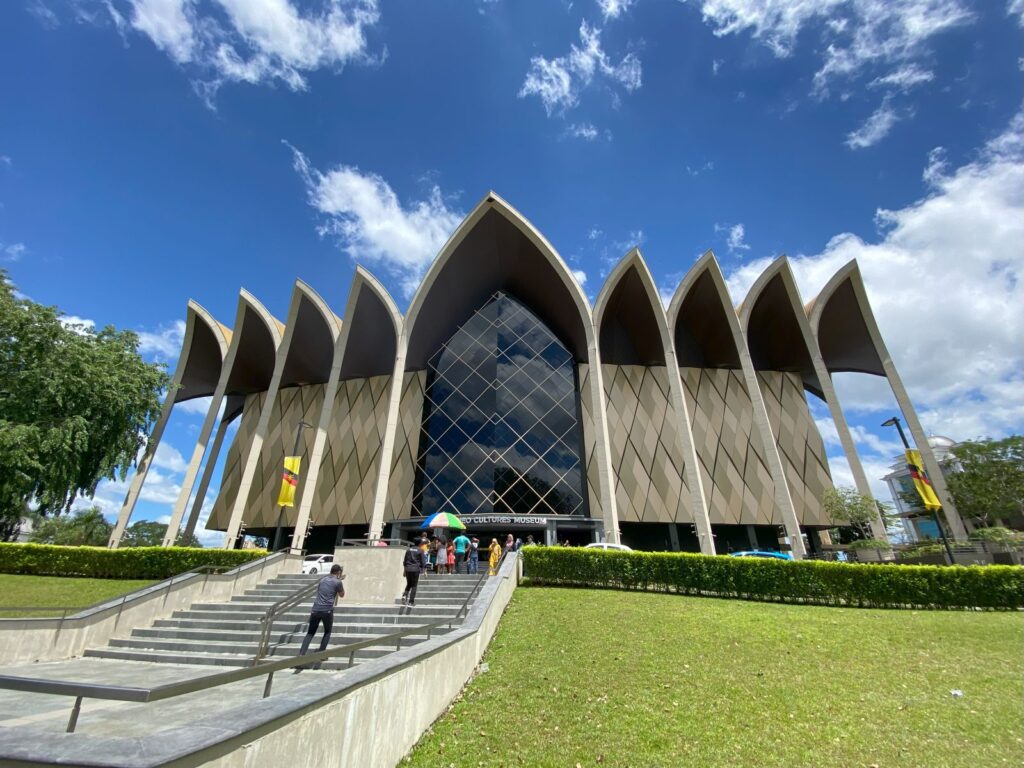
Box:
[298,563,345,667]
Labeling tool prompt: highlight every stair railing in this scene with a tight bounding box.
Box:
[252,579,320,665]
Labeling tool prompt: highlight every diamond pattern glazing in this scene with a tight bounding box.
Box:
[412,292,587,518]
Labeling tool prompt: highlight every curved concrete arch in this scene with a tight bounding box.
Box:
[808,261,966,540]
[397,192,620,542]
[217,281,343,547]
[738,257,823,398]
[594,248,667,366]
[806,260,885,376]
[595,249,714,552]
[163,290,284,548]
[299,266,405,549]
[109,300,232,547]
[404,192,593,368]
[667,253,806,556]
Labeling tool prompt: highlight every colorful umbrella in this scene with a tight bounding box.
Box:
[419,511,466,530]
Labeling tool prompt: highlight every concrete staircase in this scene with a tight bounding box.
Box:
[84,571,482,671]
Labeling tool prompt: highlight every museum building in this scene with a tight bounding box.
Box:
[107,193,966,558]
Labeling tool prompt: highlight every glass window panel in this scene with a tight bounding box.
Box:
[413,292,587,520]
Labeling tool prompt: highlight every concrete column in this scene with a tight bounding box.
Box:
[179,415,231,543]
[108,390,177,548]
[739,361,807,559]
[222,375,287,548]
[810,362,888,541]
[291,362,344,553]
[164,387,227,548]
[667,523,680,552]
[368,342,408,539]
[664,350,716,555]
[587,349,621,544]
[883,359,968,540]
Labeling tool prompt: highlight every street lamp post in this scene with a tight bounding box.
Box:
[881,416,955,564]
[272,420,312,552]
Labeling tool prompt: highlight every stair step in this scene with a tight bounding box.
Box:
[83,648,352,670]
[108,637,413,658]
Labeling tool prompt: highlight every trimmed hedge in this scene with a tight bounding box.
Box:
[521,547,1024,610]
[0,543,268,580]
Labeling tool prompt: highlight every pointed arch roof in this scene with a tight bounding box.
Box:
[805,260,885,376]
[667,251,743,369]
[738,257,823,398]
[224,289,283,396]
[594,249,668,366]
[404,192,592,369]
[173,300,231,403]
[340,266,402,380]
[279,280,342,388]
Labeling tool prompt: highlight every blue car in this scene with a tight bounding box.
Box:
[729,550,794,561]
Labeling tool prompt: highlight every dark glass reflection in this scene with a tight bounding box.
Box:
[413,292,587,518]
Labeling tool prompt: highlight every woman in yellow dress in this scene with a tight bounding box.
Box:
[488,538,502,576]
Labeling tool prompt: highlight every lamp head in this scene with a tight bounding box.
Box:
[881,417,900,427]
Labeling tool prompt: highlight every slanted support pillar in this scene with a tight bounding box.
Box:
[180,415,231,543]
[368,342,408,540]
[811,363,888,541]
[587,349,621,545]
[108,391,176,548]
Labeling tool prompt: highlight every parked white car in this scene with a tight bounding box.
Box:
[302,554,335,574]
[584,542,633,551]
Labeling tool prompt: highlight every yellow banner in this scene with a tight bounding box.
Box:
[905,448,942,512]
[276,456,301,507]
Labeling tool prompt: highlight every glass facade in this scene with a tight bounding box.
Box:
[412,292,587,518]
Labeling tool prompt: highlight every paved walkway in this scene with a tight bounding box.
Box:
[0,657,331,737]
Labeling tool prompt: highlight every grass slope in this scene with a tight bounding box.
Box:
[0,574,155,616]
[406,588,1023,768]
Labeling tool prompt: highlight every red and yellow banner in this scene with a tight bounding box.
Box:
[276,456,301,507]
[905,448,942,512]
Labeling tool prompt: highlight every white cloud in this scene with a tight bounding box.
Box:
[686,160,714,176]
[712,58,723,75]
[177,395,214,416]
[726,111,1024,449]
[519,21,641,116]
[689,0,970,91]
[0,155,11,167]
[727,223,749,252]
[1008,0,1024,25]
[137,319,186,360]
[566,122,612,141]
[1,242,26,261]
[289,143,464,298]
[27,0,60,29]
[87,0,382,103]
[153,442,189,473]
[572,268,588,286]
[845,99,903,149]
[59,314,97,334]
[867,64,933,92]
[597,0,634,20]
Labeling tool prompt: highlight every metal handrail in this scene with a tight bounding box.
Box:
[0,552,519,734]
[252,580,320,664]
[336,538,414,547]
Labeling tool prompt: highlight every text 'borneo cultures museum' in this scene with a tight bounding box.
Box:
[109,193,962,559]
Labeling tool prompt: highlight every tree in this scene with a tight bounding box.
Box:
[122,520,202,548]
[823,486,892,543]
[29,507,112,546]
[946,436,1024,529]
[0,271,169,518]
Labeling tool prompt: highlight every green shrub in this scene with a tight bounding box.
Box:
[0,543,267,579]
[969,526,1024,543]
[847,538,893,550]
[520,546,1024,610]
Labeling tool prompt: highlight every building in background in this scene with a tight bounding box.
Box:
[883,435,958,542]
[107,193,966,558]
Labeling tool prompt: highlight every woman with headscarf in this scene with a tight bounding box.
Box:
[488,538,502,576]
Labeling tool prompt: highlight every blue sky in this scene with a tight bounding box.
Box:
[1,0,1021,544]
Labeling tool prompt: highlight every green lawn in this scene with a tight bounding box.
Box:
[0,574,156,617]
[406,588,1024,768]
